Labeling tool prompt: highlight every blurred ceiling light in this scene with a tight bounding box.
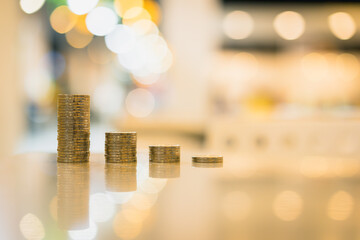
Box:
[86,7,118,36]
[223,11,254,40]
[65,27,93,48]
[87,38,114,65]
[93,81,124,116]
[50,5,78,34]
[126,88,155,118]
[114,0,143,17]
[222,191,251,221]
[89,193,116,222]
[301,52,328,80]
[68,221,98,240]
[273,11,305,40]
[328,12,356,40]
[131,19,159,36]
[144,0,161,24]
[123,7,151,26]
[105,24,136,54]
[335,53,359,80]
[327,191,353,221]
[19,213,45,240]
[20,0,45,14]
[273,191,303,221]
[67,0,99,15]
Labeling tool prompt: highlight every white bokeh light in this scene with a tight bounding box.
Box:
[131,19,159,36]
[19,213,45,240]
[89,193,116,222]
[126,88,155,118]
[20,0,45,14]
[67,0,99,15]
[86,7,118,36]
[273,11,305,40]
[68,221,98,240]
[93,81,124,116]
[328,12,356,40]
[106,192,134,204]
[223,11,254,40]
[105,24,136,54]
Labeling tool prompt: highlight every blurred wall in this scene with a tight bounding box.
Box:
[0,1,23,159]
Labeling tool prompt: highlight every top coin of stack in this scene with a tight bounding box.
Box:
[57,94,90,163]
[105,132,137,163]
[149,145,180,163]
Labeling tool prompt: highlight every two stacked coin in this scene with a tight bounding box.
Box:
[105,132,137,163]
[149,145,180,163]
[57,94,90,163]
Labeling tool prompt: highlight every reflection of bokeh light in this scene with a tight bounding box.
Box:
[328,12,356,40]
[86,7,118,36]
[89,193,116,222]
[19,213,45,240]
[20,0,45,14]
[223,11,254,40]
[131,20,159,36]
[50,6,78,34]
[222,191,251,221]
[107,192,134,204]
[300,156,328,178]
[113,213,142,239]
[130,191,158,210]
[67,0,99,15]
[105,24,136,54]
[126,88,155,118]
[335,53,359,81]
[65,27,93,49]
[68,221,98,240]
[140,178,167,194]
[273,191,302,221]
[123,7,151,26]
[114,0,144,17]
[273,11,305,40]
[301,53,328,80]
[144,0,161,24]
[133,74,161,85]
[87,38,114,65]
[93,81,124,116]
[327,191,353,221]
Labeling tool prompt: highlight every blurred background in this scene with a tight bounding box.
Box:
[1,0,360,158]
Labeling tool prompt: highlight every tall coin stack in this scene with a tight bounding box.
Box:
[105,132,137,163]
[149,145,180,163]
[57,94,90,163]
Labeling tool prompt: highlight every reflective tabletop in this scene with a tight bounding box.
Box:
[1,152,360,240]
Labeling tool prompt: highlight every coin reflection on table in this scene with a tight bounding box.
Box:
[105,162,137,192]
[149,162,180,178]
[57,162,90,230]
[192,162,223,168]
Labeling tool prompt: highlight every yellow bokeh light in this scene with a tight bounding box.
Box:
[300,156,329,178]
[19,213,45,240]
[223,11,254,40]
[144,0,161,24]
[113,213,142,240]
[50,5,78,34]
[273,191,303,221]
[335,53,359,81]
[114,0,144,17]
[327,191,353,221]
[328,12,356,40]
[301,52,328,80]
[123,7,151,26]
[273,11,305,40]
[75,15,90,34]
[65,27,93,49]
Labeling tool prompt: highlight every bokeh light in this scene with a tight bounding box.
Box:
[327,191,353,221]
[144,0,161,24]
[19,213,45,240]
[50,5,78,34]
[68,221,98,240]
[20,0,45,14]
[133,74,161,85]
[301,52,328,80]
[328,12,356,40]
[223,11,254,40]
[114,0,144,17]
[105,24,136,54]
[335,53,359,81]
[273,191,303,221]
[222,191,251,221]
[65,27,93,49]
[93,80,124,116]
[125,88,155,118]
[86,7,118,36]
[89,193,116,222]
[273,11,305,40]
[131,19,159,36]
[113,213,142,239]
[122,7,151,26]
[67,0,99,15]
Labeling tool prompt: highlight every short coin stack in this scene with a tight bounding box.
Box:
[57,94,90,163]
[105,132,137,163]
[149,145,180,163]
[192,155,223,163]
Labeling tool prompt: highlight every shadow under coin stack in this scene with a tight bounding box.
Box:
[57,94,90,163]
[149,145,180,163]
[105,132,137,163]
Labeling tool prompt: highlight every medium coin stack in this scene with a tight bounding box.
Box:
[105,162,137,192]
[105,132,137,163]
[192,155,223,163]
[57,94,90,163]
[149,162,180,178]
[149,145,180,163]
